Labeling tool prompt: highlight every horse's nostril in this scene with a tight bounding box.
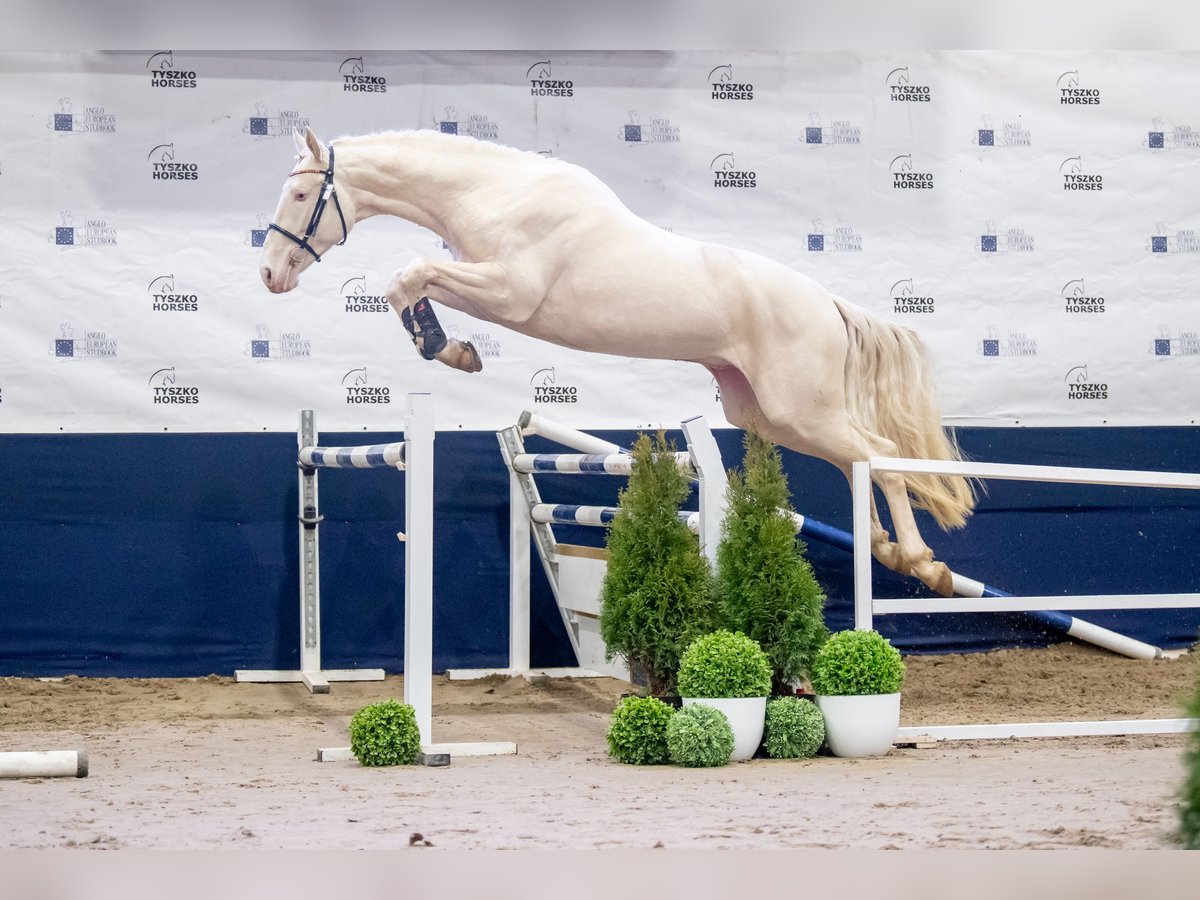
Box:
[262,266,272,284]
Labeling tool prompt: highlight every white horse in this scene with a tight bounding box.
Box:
[260,126,974,595]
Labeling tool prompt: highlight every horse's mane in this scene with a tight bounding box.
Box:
[334,129,544,165]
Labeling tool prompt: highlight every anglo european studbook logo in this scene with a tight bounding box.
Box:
[145,51,198,88]
[885,66,931,102]
[1151,326,1200,356]
[890,278,935,314]
[454,324,500,359]
[707,64,754,101]
[1059,156,1102,191]
[709,153,756,189]
[978,220,1035,253]
[148,274,199,312]
[148,366,200,404]
[339,56,387,93]
[1147,222,1200,254]
[619,109,681,144]
[1145,117,1200,151]
[50,323,118,359]
[1061,279,1105,314]
[890,154,934,190]
[244,102,309,138]
[47,97,117,133]
[147,143,199,181]
[1063,365,1108,400]
[1057,70,1101,105]
[245,325,311,360]
[526,59,574,97]
[803,113,861,146]
[530,367,578,404]
[245,213,270,249]
[49,211,117,248]
[340,276,390,313]
[977,326,1037,358]
[807,219,863,253]
[438,106,500,141]
[341,367,391,404]
[974,114,1031,148]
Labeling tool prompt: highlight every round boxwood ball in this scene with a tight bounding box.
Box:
[349,699,422,766]
[607,695,675,765]
[764,696,825,759]
[666,703,734,768]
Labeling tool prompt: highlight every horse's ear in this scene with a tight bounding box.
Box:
[292,127,307,158]
[293,126,327,165]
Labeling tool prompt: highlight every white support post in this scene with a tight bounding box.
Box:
[852,461,874,631]
[682,415,726,569]
[404,393,435,746]
[509,466,532,674]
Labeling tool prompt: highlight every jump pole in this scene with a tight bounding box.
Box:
[519,412,1162,660]
[0,749,88,779]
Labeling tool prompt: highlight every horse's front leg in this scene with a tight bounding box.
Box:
[386,258,516,373]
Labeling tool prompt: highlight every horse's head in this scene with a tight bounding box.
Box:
[259,126,354,294]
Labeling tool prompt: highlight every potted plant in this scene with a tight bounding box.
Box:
[810,629,906,758]
[676,629,772,761]
[600,432,716,696]
[715,430,829,695]
[606,695,675,766]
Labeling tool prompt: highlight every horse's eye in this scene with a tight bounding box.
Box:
[295,192,307,202]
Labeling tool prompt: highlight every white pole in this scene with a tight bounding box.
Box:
[509,466,531,673]
[0,749,88,778]
[681,415,727,569]
[405,393,435,745]
[519,411,623,455]
[852,461,874,631]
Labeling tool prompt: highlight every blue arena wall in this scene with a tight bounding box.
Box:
[1,426,1199,678]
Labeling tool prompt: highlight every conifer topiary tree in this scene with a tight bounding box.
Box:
[716,430,829,695]
[599,432,716,695]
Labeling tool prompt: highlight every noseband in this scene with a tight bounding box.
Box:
[268,143,348,262]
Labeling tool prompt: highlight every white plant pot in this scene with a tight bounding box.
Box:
[815,693,901,758]
[681,696,767,762]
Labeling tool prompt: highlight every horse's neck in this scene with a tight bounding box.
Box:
[338,133,485,236]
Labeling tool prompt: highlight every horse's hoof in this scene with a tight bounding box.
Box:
[924,561,954,597]
[439,340,483,373]
[461,341,483,373]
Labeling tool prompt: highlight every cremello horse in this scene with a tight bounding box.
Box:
[260,127,974,595]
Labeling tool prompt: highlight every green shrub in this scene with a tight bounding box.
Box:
[810,630,906,696]
[666,703,734,768]
[348,699,422,766]
[764,696,825,759]
[676,629,772,698]
[600,432,717,695]
[716,431,829,693]
[1179,659,1200,848]
[606,696,675,765]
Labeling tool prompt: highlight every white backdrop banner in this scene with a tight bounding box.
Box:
[1,50,1197,433]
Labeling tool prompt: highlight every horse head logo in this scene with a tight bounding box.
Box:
[984,219,998,234]
[444,105,458,123]
[339,57,364,75]
[1059,156,1083,175]
[986,325,1000,340]
[530,367,556,386]
[148,143,175,163]
[526,60,552,80]
[58,97,73,113]
[885,66,910,87]
[254,101,268,117]
[149,366,177,387]
[808,112,823,127]
[59,323,74,339]
[148,274,175,294]
[1057,70,1080,88]
[627,109,641,125]
[709,153,735,172]
[255,324,271,339]
[341,276,367,296]
[146,51,174,70]
[891,278,914,297]
[890,154,913,173]
[981,114,994,128]
[60,210,74,227]
[1061,278,1085,299]
[1064,365,1089,384]
[1160,324,1172,338]
[811,218,825,234]
[341,366,369,387]
[707,64,733,83]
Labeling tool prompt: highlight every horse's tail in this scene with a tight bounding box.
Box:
[830,296,976,530]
